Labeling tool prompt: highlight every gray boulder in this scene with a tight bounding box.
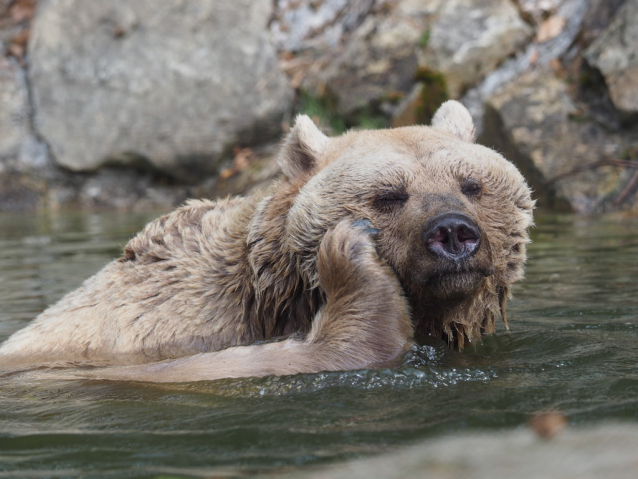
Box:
[585,0,638,117]
[29,0,292,182]
[306,0,531,115]
[483,69,638,213]
[0,57,50,212]
[306,0,434,115]
[270,0,374,53]
[421,0,532,98]
[0,57,30,170]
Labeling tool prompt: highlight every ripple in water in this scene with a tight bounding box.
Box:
[0,211,638,477]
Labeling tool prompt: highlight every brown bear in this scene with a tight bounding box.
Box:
[0,101,533,382]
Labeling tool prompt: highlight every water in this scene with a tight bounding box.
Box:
[0,210,637,478]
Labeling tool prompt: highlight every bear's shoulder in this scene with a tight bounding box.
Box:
[119,197,250,264]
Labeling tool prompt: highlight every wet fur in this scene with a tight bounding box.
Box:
[0,101,533,381]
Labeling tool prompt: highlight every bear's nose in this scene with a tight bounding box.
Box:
[423,213,481,260]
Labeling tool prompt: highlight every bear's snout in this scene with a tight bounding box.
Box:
[423,213,481,261]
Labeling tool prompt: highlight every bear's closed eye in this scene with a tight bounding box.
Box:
[374,189,409,210]
[461,179,482,199]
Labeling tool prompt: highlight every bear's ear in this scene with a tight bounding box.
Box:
[277,115,329,180]
[431,100,476,143]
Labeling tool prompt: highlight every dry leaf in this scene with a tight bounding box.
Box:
[8,28,29,60]
[219,148,255,180]
[9,0,35,23]
[529,411,567,439]
[536,16,566,43]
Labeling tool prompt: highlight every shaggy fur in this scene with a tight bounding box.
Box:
[0,101,533,381]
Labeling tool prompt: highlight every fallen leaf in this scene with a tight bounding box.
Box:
[232,147,254,172]
[529,411,567,439]
[536,16,566,43]
[219,148,256,181]
[9,0,35,23]
[8,28,29,60]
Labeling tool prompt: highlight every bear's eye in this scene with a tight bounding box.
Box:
[461,179,482,199]
[374,189,409,210]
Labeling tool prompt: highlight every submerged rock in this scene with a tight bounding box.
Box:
[29,0,292,182]
[584,0,638,118]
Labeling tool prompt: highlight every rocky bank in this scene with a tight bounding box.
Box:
[284,423,638,479]
[0,0,637,213]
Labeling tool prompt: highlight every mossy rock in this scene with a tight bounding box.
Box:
[414,68,449,124]
[393,68,449,127]
[297,90,388,132]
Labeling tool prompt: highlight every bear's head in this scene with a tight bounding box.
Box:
[257,101,534,348]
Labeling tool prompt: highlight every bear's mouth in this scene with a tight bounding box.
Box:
[411,259,495,301]
[401,254,495,299]
[425,270,485,300]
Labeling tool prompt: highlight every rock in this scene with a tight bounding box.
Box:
[0,55,188,212]
[76,168,187,211]
[515,0,564,24]
[0,62,50,169]
[43,166,193,212]
[584,0,638,117]
[306,1,435,115]
[0,6,54,212]
[421,0,532,98]
[305,0,530,116]
[392,84,428,127]
[289,424,638,479]
[391,69,449,127]
[29,0,292,182]
[270,0,374,52]
[0,172,44,212]
[460,0,592,135]
[482,69,638,213]
[579,0,627,45]
[206,143,281,200]
[0,57,30,170]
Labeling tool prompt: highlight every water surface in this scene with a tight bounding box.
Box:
[0,210,637,478]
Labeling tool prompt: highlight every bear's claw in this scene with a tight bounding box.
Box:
[352,218,380,236]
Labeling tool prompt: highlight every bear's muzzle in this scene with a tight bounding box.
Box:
[423,212,481,261]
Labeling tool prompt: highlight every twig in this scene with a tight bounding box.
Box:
[614,169,638,207]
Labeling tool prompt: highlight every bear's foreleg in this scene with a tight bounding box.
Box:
[73,219,414,382]
[304,218,414,369]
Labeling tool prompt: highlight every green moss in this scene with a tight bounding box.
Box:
[414,67,449,124]
[380,91,405,105]
[579,71,597,90]
[578,64,608,94]
[620,147,638,161]
[298,90,346,134]
[567,112,586,123]
[353,106,388,130]
[419,29,430,49]
[297,90,388,132]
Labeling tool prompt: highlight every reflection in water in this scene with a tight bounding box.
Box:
[0,210,637,477]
